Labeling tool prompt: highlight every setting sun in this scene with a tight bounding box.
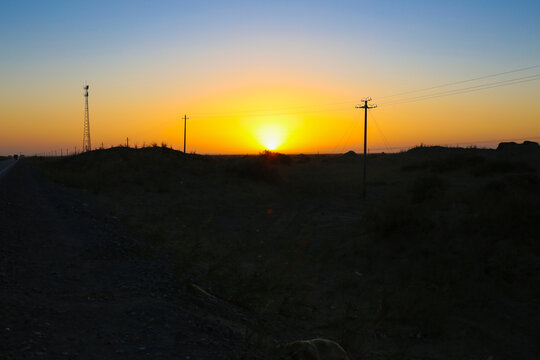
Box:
[256,123,286,151]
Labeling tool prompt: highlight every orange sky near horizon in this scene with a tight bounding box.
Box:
[1,1,539,155]
[2,78,539,156]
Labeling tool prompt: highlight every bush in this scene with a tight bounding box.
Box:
[259,150,291,165]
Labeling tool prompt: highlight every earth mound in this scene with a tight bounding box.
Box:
[341,150,358,158]
[496,141,540,153]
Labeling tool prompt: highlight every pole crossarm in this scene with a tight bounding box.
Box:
[355,101,377,110]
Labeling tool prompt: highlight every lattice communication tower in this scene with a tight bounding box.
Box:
[83,85,91,152]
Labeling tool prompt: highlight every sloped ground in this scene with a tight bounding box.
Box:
[0,159,15,174]
[11,146,540,359]
[0,162,268,359]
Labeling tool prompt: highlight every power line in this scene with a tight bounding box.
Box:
[379,73,540,106]
[369,109,392,152]
[57,66,539,156]
[190,72,539,118]
[337,120,360,154]
[378,64,540,100]
[182,65,540,120]
[328,117,359,154]
[378,73,540,108]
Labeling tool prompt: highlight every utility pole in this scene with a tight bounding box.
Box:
[126,137,129,148]
[355,98,377,199]
[183,114,189,153]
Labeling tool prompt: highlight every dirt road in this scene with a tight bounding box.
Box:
[0,159,16,177]
[0,162,260,359]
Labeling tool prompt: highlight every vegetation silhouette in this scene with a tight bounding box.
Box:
[30,142,540,359]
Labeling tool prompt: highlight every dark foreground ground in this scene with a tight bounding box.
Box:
[1,143,540,360]
[0,162,269,359]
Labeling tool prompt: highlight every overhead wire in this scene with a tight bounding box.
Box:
[377,73,540,107]
[183,64,540,119]
[330,119,358,154]
[87,64,538,155]
[369,109,392,152]
[340,120,361,154]
[377,64,540,99]
[188,73,540,119]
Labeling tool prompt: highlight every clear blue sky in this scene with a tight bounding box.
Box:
[3,1,538,64]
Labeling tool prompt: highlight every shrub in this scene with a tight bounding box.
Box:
[259,150,291,165]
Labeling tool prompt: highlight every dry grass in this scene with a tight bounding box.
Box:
[30,146,540,360]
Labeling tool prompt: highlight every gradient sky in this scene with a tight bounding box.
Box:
[1,0,539,155]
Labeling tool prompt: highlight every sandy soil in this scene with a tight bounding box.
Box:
[0,162,264,359]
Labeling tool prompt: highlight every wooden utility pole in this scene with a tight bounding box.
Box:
[183,114,189,153]
[355,98,377,198]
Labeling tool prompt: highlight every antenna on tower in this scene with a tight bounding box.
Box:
[83,83,91,152]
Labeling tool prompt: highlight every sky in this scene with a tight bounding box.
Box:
[1,0,539,155]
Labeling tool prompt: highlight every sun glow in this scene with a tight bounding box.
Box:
[256,123,286,151]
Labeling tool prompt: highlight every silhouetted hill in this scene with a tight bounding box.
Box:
[406,144,464,154]
[27,143,540,360]
[496,140,540,153]
[327,150,358,163]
